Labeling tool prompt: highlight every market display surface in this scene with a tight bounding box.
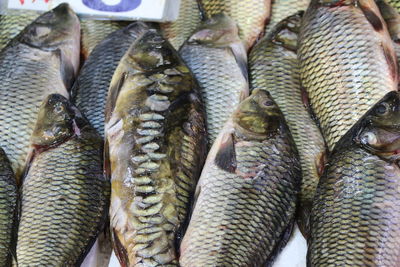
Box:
[0,0,400,266]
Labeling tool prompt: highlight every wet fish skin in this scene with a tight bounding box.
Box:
[298,0,398,151]
[387,0,400,12]
[309,91,400,266]
[265,0,310,34]
[16,94,110,266]
[81,20,129,58]
[0,3,80,180]
[199,0,271,50]
[72,22,149,138]
[250,13,326,238]
[0,148,17,267]
[180,89,301,267]
[160,0,202,49]
[180,13,248,146]
[0,11,39,51]
[106,28,207,266]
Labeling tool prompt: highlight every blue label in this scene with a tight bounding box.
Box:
[82,0,141,12]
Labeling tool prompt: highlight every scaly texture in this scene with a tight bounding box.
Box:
[0,4,80,179]
[0,11,38,51]
[0,148,17,266]
[180,90,301,266]
[17,95,110,266]
[81,20,129,58]
[309,91,400,266]
[250,13,326,236]
[160,0,202,49]
[298,0,398,151]
[264,0,310,33]
[309,148,400,266]
[180,14,248,146]
[387,0,400,12]
[72,22,148,137]
[199,0,271,49]
[106,29,207,266]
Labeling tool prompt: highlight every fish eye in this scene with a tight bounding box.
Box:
[261,100,274,107]
[375,102,390,116]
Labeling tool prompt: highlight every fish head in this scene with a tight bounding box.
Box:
[188,13,241,47]
[356,91,400,158]
[233,89,283,139]
[20,3,80,80]
[31,94,79,147]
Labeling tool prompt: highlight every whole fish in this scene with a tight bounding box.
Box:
[249,13,326,238]
[180,89,301,266]
[81,20,129,58]
[106,29,207,266]
[309,91,400,266]
[199,0,271,50]
[16,94,110,266]
[160,0,202,49]
[180,13,248,146]
[72,22,148,137]
[0,11,39,51]
[298,0,398,151]
[264,0,310,33]
[0,148,17,266]
[0,3,80,179]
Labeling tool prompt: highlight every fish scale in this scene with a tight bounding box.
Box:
[17,95,109,265]
[265,0,310,34]
[106,28,206,266]
[180,90,301,266]
[250,13,326,236]
[298,0,398,151]
[180,14,248,146]
[0,148,16,266]
[199,0,271,50]
[72,22,149,138]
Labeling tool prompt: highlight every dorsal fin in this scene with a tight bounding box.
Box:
[214,132,237,173]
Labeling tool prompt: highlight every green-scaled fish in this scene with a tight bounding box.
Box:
[0,148,16,267]
[0,4,80,180]
[309,91,400,266]
[106,28,207,266]
[180,13,248,146]
[16,94,110,266]
[0,11,39,51]
[298,0,398,151]
[160,0,202,49]
[180,89,301,266]
[72,22,149,138]
[81,20,129,59]
[265,0,310,33]
[199,0,271,50]
[249,13,326,238]
[387,0,400,12]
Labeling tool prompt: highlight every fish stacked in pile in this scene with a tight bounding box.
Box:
[0,0,399,266]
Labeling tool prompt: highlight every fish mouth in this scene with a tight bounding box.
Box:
[357,127,400,160]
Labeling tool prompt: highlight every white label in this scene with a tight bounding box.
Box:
[6,0,180,21]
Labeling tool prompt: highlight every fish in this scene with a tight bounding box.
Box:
[16,94,110,266]
[298,0,398,151]
[249,12,326,238]
[105,28,207,266]
[179,89,301,266]
[387,0,400,12]
[376,0,400,69]
[160,0,202,49]
[264,0,310,34]
[81,20,130,59]
[199,0,271,50]
[72,22,149,138]
[179,13,248,146]
[0,3,80,180]
[308,91,400,266]
[0,11,39,51]
[0,148,17,267]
